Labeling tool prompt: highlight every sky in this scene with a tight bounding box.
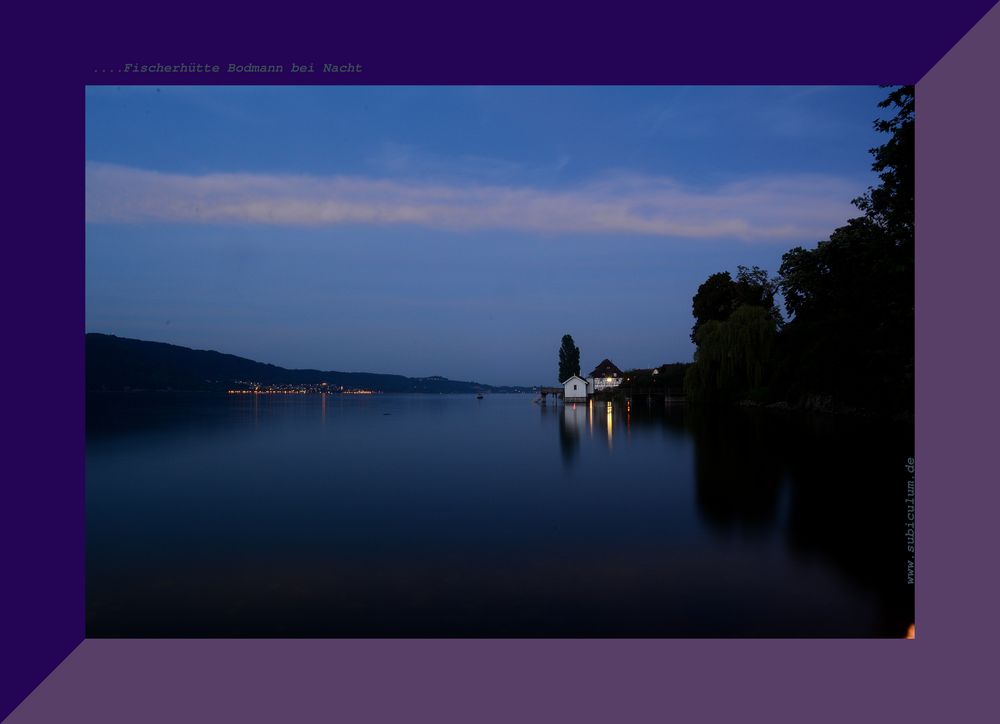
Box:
[86,85,892,387]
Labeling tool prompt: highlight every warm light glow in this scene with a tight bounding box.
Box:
[227,385,378,395]
[905,624,915,639]
[606,401,613,446]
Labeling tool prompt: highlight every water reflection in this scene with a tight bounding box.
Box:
[548,398,913,635]
[558,403,583,466]
[686,405,784,534]
[87,392,913,637]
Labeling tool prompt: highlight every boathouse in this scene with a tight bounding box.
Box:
[562,375,589,402]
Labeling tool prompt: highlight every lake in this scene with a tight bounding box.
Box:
[86,392,914,637]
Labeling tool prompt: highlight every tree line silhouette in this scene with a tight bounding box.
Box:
[684,86,914,417]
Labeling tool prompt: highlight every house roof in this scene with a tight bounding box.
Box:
[589,359,622,378]
[561,374,588,385]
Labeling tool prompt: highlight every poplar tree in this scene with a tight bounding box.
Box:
[558,335,581,382]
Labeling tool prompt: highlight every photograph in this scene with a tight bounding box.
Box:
[8,2,1000,721]
[85,84,914,638]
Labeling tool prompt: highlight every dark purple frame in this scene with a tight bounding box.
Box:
[3,2,999,720]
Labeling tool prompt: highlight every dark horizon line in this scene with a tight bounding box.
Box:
[84,331,540,390]
[84,330,694,389]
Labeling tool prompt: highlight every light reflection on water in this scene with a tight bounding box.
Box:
[87,392,913,637]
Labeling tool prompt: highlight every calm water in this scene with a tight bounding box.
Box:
[86,392,914,637]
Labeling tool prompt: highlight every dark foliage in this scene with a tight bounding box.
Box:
[620,363,691,396]
[775,86,914,415]
[690,265,780,342]
[852,86,914,249]
[685,305,778,404]
[686,265,781,404]
[558,334,581,382]
[685,86,914,416]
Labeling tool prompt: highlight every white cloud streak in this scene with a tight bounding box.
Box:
[85,162,859,243]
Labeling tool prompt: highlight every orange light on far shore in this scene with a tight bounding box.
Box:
[905,624,915,639]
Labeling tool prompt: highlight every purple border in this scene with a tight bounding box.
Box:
[76,2,993,84]
[4,1,999,720]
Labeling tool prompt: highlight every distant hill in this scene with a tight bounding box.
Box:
[86,334,532,393]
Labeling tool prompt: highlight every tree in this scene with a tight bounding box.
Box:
[684,305,778,404]
[775,86,914,414]
[558,334,581,382]
[852,86,914,248]
[687,265,781,403]
[733,265,780,321]
[691,265,779,341]
[691,272,737,342]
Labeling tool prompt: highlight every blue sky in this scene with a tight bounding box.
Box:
[86,85,891,386]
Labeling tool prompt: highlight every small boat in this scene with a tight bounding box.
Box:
[476,393,484,399]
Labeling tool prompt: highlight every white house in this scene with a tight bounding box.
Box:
[562,375,589,402]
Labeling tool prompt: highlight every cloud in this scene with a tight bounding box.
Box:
[366,142,533,181]
[85,162,859,243]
